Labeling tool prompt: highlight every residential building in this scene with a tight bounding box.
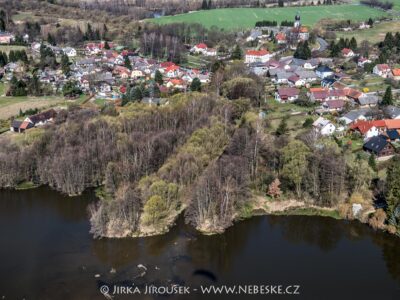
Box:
[245,49,271,64]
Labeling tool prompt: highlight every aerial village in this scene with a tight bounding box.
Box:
[1,12,400,160]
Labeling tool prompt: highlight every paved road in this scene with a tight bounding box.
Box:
[315,37,329,52]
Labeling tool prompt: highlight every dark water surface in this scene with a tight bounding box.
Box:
[0,187,400,300]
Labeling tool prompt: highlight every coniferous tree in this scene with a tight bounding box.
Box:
[61,54,71,75]
[349,37,358,51]
[190,78,202,92]
[231,44,243,60]
[155,70,164,85]
[124,56,132,70]
[382,86,393,106]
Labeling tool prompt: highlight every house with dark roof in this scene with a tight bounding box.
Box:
[363,135,395,158]
[385,129,400,141]
[275,87,300,103]
[316,66,334,79]
[24,109,57,127]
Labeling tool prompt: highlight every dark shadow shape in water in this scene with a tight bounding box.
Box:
[192,269,217,282]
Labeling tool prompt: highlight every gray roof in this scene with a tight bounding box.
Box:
[295,70,317,79]
[358,94,380,106]
[383,105,400,118]
[341,108,371,122]
[276,71,294,80]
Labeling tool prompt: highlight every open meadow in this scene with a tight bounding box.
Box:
[336,20,400,43]
[150,5,388,30]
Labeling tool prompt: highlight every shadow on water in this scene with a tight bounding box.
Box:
[0,187,400,299]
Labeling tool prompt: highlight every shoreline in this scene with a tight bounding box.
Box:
[4,184,398,238]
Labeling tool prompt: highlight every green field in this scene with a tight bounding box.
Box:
[337,20,400,43]
[151,5,388,30]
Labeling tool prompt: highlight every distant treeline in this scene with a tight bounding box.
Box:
[360,0,393,10]
[255,20,295,27]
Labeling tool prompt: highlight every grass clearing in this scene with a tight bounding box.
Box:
[336,20,400,43]
[0,82,68,120]
[275,207,341,219]
[150,5,388,30]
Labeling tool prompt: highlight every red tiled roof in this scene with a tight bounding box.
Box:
[377,64,390,71]
[196,43,208,49]
[277,87,299,97]
[20,121,31,130]
[165,65,179,72]
[275,33,286,41]
[350,120,376,134]
[246,49,270,56]
[393,69,400,76]
[385,119,400,130]
[342,48,353,55]
[160,62,175,68]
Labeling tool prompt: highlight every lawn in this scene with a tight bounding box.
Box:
[182,54,211,69]
[0,82,68,119]
[336,20,400,43]
[150,5,388,30]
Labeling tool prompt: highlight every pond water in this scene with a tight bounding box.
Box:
[0,187,399,299]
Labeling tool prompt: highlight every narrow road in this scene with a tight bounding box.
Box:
[315,37,328,52]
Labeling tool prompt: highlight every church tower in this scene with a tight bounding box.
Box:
[294,11,301,28]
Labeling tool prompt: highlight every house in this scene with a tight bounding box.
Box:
[99,82,112,93]
[313,117,336,136]
[131,69,144,79]
[0,32,14,44]
[363,135,395,158]
[165,65,180,78]
[350,120,381,140]
[309,89,347,102]
[22,109,57,129]
[373,64,391,78]
[303,59,319,70]
[245,49,271,64]
[358,57,371,67]
[339,109,369,125]
[275,87,300,103]
[288,74,305,87]
[275,32,287,44]
[383,106,400,119]
[322,100,346,112]
[10,120,34,133]
[358,94,380,107]
[191,43,216,56]
[384,129,400,141]
[272,71,293,84]
[342,48,355,58]
[166,78,185,90]
[384,119,400,130]
[247,30,262,42]
[316,66,334,79]
[392,68,400,80]
[63,47,77,57]
[85,43,101,55]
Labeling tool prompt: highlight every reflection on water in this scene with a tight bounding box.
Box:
[0,187,399,300]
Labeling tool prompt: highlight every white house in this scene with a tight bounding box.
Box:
[190,43,217,56]
[316,66,334,79]
[0,32,15,44]
[373,64,391,78]
[313,117,336,136]
[341,48,355,58]
[358,57,371,67]
[63,47,77,57]
[245,49,271,64]
[275,87,300,103]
